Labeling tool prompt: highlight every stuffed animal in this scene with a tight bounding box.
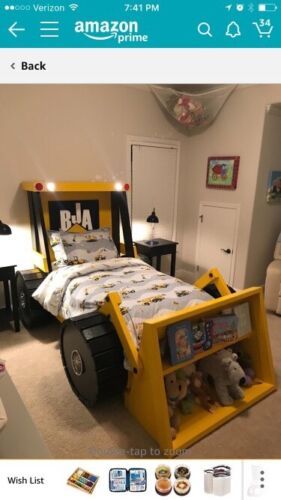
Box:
[177,364,196,379]
[175,366,195,415]
[179,393,194,415]
[189,371,216,413]
[199,349,246,406]
[173,95,207,128]
[235,350,263,387]
[164,372,188,439]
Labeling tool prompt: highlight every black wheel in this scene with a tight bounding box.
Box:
[61,312,128,407]
[16,270,52,329]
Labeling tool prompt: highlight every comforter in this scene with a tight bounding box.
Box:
[33,257,212,345]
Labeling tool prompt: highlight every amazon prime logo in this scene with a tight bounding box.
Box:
[74,20,148,44]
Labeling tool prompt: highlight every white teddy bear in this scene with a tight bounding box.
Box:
[199,349,246,406]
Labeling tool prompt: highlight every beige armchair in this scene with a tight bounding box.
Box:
[265,232,281,314]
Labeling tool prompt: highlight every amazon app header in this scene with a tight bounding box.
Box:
[1,0,281,47]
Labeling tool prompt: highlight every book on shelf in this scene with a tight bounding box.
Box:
[166,320,194,365]
[190,320,213,353]
[206,314,239,343]
[233,302,252,338]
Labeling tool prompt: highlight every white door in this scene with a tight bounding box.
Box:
[131,144,178,242]
[196,203,239,285]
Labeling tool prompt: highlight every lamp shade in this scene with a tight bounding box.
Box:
[146,209,159,224]
[0,220,12,235]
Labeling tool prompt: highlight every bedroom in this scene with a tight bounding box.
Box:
[0,84,280,459]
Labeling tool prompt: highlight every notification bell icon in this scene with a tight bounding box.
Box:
[225,21,241,38]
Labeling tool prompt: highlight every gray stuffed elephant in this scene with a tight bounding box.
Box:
[199,349,246,406]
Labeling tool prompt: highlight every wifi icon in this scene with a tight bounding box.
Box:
[69,3,79,11]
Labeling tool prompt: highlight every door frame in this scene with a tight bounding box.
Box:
[195,201,240,286]
[126,135,180,241]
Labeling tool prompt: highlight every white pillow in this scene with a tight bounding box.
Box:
[48,231,67,268]
[60,228,118,265]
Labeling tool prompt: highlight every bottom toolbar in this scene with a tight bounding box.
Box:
[0,459,278,499]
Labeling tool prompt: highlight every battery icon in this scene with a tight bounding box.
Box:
[258,3,278,11]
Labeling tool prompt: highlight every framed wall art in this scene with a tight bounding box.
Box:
[206,156,240,190]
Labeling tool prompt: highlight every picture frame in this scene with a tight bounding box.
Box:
[266,170,281,203]
[166,320,194,365]
[206,156,240,189]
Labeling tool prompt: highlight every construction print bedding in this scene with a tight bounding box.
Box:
[33,257,212,346]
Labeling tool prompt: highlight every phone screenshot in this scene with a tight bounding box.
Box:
[0,1,280,499]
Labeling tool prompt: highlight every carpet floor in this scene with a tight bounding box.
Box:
[0,311,280,459]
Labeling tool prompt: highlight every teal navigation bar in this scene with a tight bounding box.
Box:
[0,0,281,47]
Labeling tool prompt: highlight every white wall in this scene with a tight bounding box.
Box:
[0,84,185,273]
[245,105,281,286]
[1,83,281,302]
[177,85,281,289]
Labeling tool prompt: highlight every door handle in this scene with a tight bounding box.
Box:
[221,248,232,254]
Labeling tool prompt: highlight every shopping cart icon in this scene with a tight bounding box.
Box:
[252,21,274,37]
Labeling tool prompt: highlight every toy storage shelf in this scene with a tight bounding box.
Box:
[173,381,274,451]
[124,287,276,454]
[162,332,252,376]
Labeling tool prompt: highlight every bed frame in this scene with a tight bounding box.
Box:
[18,181,276,454]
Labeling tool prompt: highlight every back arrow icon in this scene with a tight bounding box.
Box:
[11,63,15,69]
[9,22,26,38]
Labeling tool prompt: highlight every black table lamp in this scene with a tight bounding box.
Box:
[0,220,12,236]
[146,208,159,245]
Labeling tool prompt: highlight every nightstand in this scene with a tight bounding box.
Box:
[135,238,178,276]
[0,265,20,332]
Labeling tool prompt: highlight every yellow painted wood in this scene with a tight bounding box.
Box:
[120,242,138,257]
[32,251,49,273]
[237,289,276,383]
[124,286,276,453]
[171,382,275,452]
[21,181,127,192]
[125,321,173,451]
[99,292,140,373]
[194,267,231,297]
[143,287,264,338]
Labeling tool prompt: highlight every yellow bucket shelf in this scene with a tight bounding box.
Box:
[123,286,276,454]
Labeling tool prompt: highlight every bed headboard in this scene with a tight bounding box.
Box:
[21,181,134,273]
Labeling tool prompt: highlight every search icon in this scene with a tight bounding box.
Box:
[198,22,213,37]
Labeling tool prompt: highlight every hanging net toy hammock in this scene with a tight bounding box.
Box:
[151,85,236,132]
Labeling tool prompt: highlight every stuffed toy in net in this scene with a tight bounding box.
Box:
[151,85,236,132]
